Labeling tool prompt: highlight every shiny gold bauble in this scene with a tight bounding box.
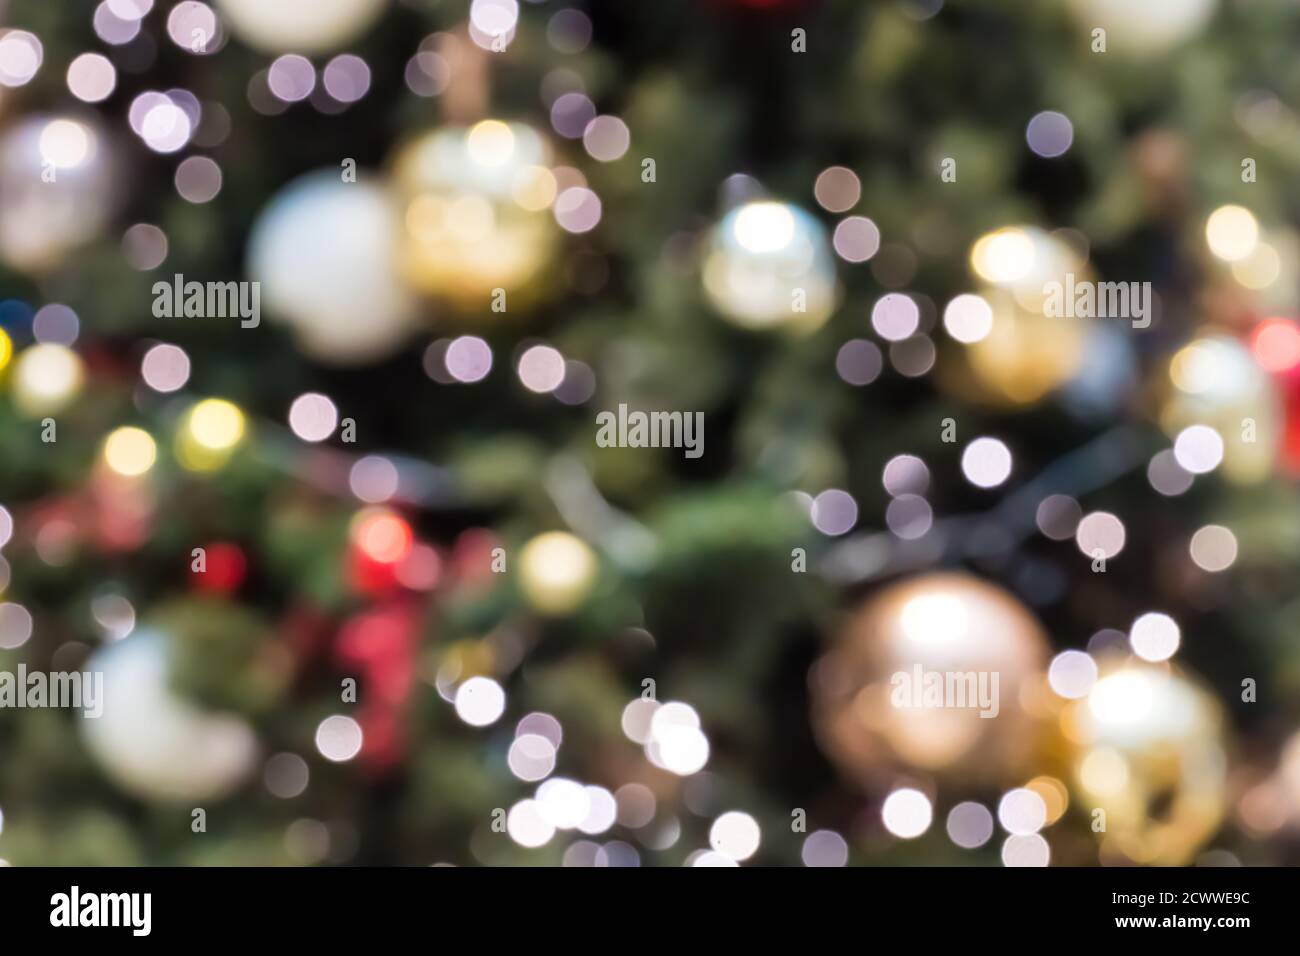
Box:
[701,200,840,333]
[518,531,597,616]
[954,226,1090,406]
[389,120,560,309]
[1159,333,1279,484]
[1062,658,1226,865]
[811,573,1050,786]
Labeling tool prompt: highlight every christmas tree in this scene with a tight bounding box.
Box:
[0,0,1298,867]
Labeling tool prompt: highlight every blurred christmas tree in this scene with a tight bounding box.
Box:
[1,0,1300,867]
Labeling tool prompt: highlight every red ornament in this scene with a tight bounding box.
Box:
[333,602,422,772]
[191,541,247,593]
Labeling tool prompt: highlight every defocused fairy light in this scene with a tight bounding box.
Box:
[621,697,659,744]
[886,494,932,540]
[351,508,412,564]
[801,829,849,866]
[315,715,363,762]
[578,786,618,835]
[997,788,1047,835]
[835,338,883,385]
[188,398,245,451]
[871,292,920,341]
[971,227,1034,283]
[268,55,316,103]
[94,3,142,45]
[0,30,42,87]
[507,734,556,782]
[517,344,566,393]
[550,91,597,139]
[90,592,135,640]
[0,602,33,650]
[943,293,993,344]
[810,488,858,536]
[547,9,593,54]
[175,155,223,203]
[582,115,630,162]
[946,802,994,848]
[614,783,656,828]
[288,392,339,442]
[348,455,399,503]
[0,506,12,550]
[322,54,371,103]
[1250,318,1300,373]
[507,798,555,848]
[454,676,506,727]
[645,700,709,776]
[445,335,493,383]
[264,753,310,798]
[1025,110,1074,158]
[881,788,932,839]
[814,166,861,213]
[1129,611,1180,663]
[1001,833,1050,867]
[1075,511,1126,559]
[1205,204,1259,262]
[882,454,929,497]
[960,436,1012,488]
[12,344,84,416]
[1035,494,1081,540]
[1172,424,1223,474]
[553,186,602,233]
[1047,650,1097,699]
[1189,524,1237,572]
[140,343,190,392]
[66,53,116,102]
[1147,449,1193,496]
[710,811,761,862]
[122,223,170,270]
[833,215,881,263]
[536,777,589,830]
[889,335,936,378]
[32,304,80,345]
[103,426,158,477]
[167,2,221,55]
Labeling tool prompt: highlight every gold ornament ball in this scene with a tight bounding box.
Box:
[1062,658,1226,865]
[389,121,560,309]
[811,573,1050,786]
[953,226,1090,406]
[518,531,598,616]
[702,200,840,332]
[216,0,386,54]
[1160,334,1279,484]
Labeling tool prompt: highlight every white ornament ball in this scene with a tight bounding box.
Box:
[81,633,258,802]
[702,200,839,332]
[1069,0,1216,54]
[248,170,418,364]
[216,0,387,54]
[0,114,116,271]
